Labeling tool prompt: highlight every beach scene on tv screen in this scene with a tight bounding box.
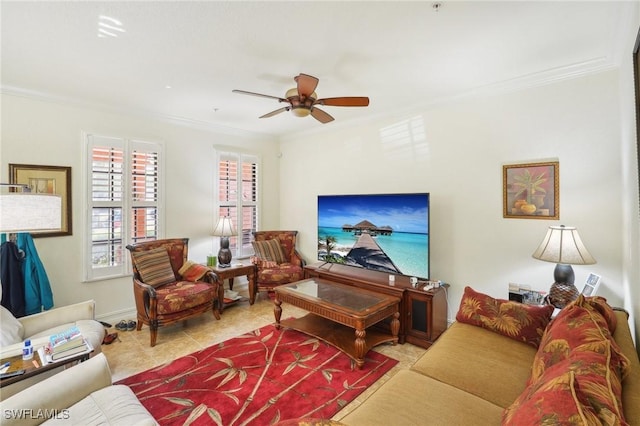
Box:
[317,193,429,278]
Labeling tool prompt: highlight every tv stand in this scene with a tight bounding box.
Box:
[304,262,448,348]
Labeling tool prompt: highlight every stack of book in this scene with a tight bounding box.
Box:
[46,326,89,361]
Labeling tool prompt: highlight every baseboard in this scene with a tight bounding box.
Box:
[96,308,137,327]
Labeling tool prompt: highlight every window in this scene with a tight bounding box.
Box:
[85,134,164,280]
[216,151,259,259]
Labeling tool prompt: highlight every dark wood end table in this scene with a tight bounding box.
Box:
[209,262,257,313]
[274,278,400,369]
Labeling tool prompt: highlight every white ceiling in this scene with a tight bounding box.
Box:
[0,1,634,138]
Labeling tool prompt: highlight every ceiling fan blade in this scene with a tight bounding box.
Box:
[295,74,319,97]
[316,97,370,107]
[259,107,290,119]
[310,107,334,124]
[232,89,286,102]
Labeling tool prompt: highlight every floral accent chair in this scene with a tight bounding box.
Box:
[126,238,220,347]
[250,231,305,304]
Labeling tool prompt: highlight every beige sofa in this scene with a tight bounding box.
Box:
[0,353,157,425]
[0,300,105,398]
[342,296,640,425]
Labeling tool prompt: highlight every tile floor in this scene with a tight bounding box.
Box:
[100,278,427,421]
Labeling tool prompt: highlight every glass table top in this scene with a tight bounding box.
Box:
[280,279,386,311]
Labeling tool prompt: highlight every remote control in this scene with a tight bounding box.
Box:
[0,369,25,379]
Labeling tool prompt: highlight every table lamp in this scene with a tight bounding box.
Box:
[212,216,237,268]
[531,225,596,308]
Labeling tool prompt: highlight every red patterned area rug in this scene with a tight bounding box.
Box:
[116,324,398,425]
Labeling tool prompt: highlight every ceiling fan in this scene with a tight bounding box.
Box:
[232,73,369,124]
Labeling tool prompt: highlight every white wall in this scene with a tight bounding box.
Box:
[619,3,640,348]
[1,94,280,320]
[279,71,626,322]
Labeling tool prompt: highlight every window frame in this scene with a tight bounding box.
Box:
[214,150,260,260]
[83,133,165,281]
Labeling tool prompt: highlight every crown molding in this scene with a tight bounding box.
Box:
[0,85,274,141]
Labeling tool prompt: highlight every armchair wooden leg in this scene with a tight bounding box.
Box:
[212,304,221,320]
[149,326,158,347]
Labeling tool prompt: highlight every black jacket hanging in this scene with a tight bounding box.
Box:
[0,240,26,317]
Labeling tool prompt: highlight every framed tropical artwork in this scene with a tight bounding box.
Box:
[503,161,559,220]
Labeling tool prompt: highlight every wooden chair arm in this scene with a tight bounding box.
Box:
[290,250,306,268]
[133,277,158,320]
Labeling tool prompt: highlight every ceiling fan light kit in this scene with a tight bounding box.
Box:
[233,73,369,124]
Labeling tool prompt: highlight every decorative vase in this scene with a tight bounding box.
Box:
[520,203,537,214]
[514,199,528,210]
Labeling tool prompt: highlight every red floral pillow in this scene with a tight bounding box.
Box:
[578,295,618,334]
[455,286,554,348]
[502,369,601,426]
[531,295,629,384]
[509,343,627,426]
[178,260,210,282]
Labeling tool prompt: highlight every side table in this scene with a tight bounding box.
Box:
[0,342,93,388]
[209,262,257,313]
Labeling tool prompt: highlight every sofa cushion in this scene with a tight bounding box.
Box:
[412,320,537,408]
[0,306,24,346]
[455,286,554,347]
[256,263,304,285]
[341,370,504,426]
[155,281,215,315]
[132,248,176,287]
[252,239,287,264]
[502,370,601,425]
[43,384,156,425]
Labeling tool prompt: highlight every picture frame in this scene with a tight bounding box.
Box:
[503,161,559,220]
[9,164,72,237]
[581,273,601,297]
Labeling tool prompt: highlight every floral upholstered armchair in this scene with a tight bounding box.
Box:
[250,231,305,304]
[126,238,220,347]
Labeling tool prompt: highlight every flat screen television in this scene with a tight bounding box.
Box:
[317,193,429,279]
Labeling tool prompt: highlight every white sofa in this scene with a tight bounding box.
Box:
[0,300,105,398]
[0,353,157,425]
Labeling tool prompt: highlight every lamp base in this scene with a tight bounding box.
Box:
[548,282,579,308]
[217,236,233,268]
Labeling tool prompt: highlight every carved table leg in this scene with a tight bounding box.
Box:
[274,297,282,330]
[249,270,257,305]
[390,311,400,344]
[354,328,366,369]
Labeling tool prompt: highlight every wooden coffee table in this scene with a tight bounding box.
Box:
[274,278,400,369]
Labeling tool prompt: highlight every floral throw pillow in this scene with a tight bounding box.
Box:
[455,286,554,348]
[178,260,210,282]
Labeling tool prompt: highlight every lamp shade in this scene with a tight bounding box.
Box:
[212,216,237,237]
[0,194,62,233]
[532,225,596,265]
